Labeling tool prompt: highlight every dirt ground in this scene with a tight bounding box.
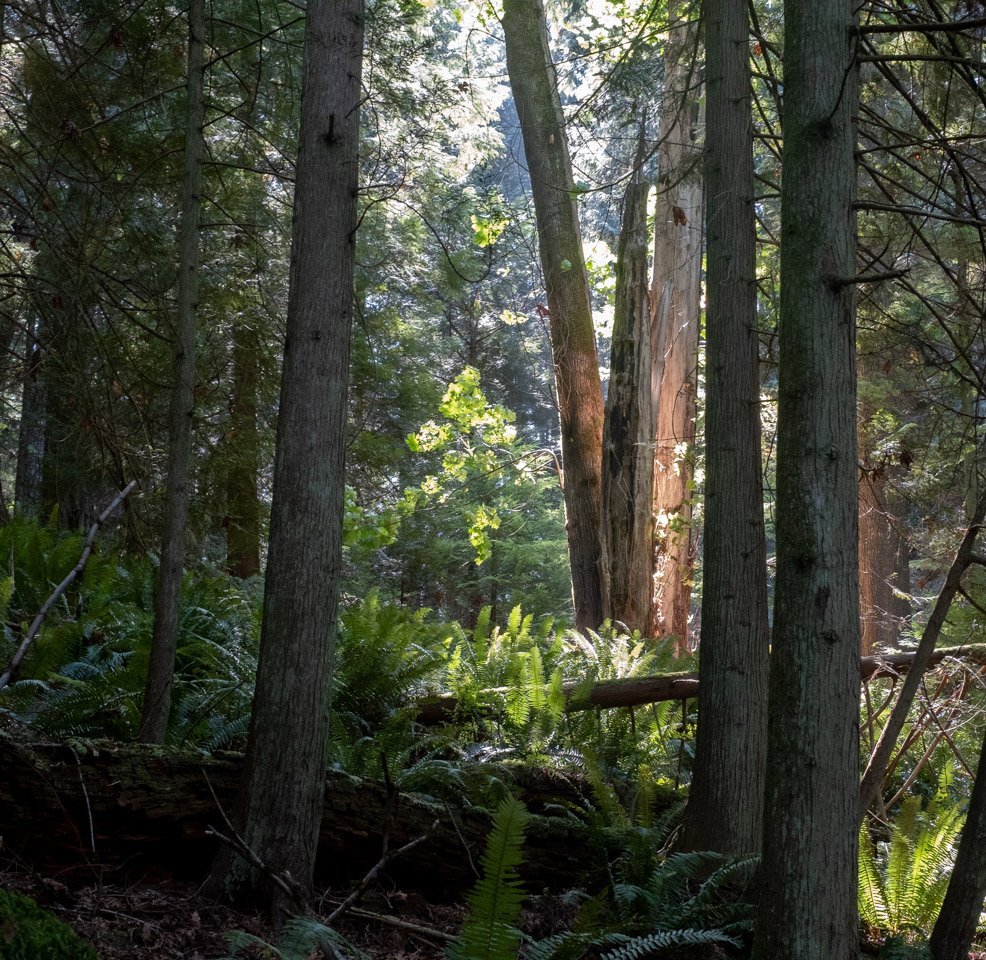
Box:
[0,862,466,959]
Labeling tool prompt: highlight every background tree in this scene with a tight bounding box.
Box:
[140,0,206,744]
[501,0,605,632]
[650,0,703,645]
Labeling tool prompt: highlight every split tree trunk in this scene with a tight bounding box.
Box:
[140,0,206,744]
[650,1,703,645]
[681,0,768,857]
[211,0,365,915]
[501,0,605,632]
[601,143,654,633]
[751,0,860,955]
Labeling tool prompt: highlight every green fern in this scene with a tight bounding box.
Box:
[859,795,964,938]
[222,914,370,960]
[447,796,529,960]
[523,851,748,960]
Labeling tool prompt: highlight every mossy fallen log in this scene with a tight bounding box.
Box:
[413,643,986,724]
[0,732,613,896]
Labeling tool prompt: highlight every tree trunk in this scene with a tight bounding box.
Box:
[929,720,986,960]
[140,0,206,744]
[751,0,859,956]
[601,146,654,633]
[14,323,45,517]
[210,0,365,915]
[681,0,768,857]
[858,466,906,655]
[651,2,703,646]
[226,319,262,579]
[501,0,605,633]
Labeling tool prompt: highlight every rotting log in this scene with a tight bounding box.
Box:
[414,644,986,725]
[0,732,614,896]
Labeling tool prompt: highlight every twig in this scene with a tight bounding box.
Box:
[66,746,94,852]
[324,902,457,942]
[445,802,479,878]
[201,770,308,914]
[324,821,440,926]
[0,480,138,691]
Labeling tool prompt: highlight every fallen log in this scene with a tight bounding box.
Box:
[0,731,615,896]
[414,644,986,724]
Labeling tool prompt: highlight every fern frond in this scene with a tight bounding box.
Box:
[448,796,529,960]
[597,928,739,960]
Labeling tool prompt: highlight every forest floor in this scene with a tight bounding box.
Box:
[0,863,468,959]
[7,858,983,959]
[0,860,740,960]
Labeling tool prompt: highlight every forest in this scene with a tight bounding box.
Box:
[0,0,984,957]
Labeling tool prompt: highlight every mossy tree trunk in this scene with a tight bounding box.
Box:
[501,0,605,633]
[680,0,768,857]
[601,141,654,633]
[751,0,860,955]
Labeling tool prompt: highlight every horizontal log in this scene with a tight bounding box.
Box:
[0,732,616,896]
[415,643,986,724]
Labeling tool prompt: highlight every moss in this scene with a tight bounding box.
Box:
[0,888,102,960]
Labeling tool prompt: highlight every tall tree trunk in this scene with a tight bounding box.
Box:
[929,720,986,960]
[601,142,654,632]
[140,0,206,744]
[211,0,364,914]
[501,0,605,632]
[680,0,768,856]
[751,0,859,957]
[651,2,703,645]
[226,319,261,579]
[14,323,45,517]
[858,466,906,655]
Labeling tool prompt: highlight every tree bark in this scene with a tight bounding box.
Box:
[211,0,365,915]
[140,0,206,744]
[14,323,45,516]
[501,0,605,632]
[226,319,262,579]
[858,466,907,655]
[601,146,654,633]
[681,0,768,857]
[751,0,859,955]
[651,1,703,645]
